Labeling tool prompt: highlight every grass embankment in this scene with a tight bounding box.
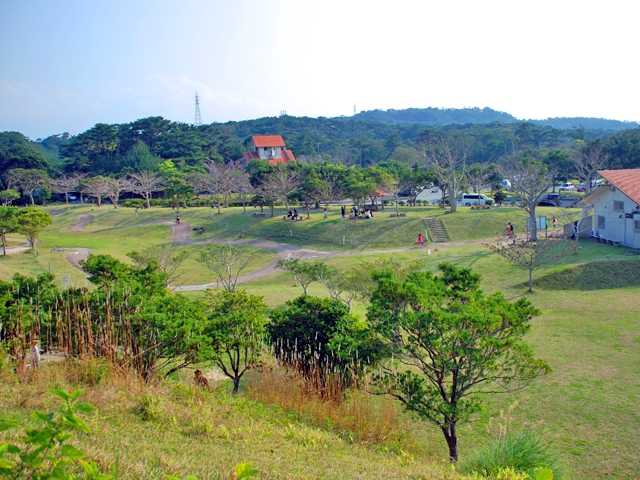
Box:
[0,364,461,480]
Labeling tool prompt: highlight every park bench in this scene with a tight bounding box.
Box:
[253,212,266,217]
[389,213,406,217]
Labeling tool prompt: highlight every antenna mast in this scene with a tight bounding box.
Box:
[353,103,356,115]
[194,92,202,126]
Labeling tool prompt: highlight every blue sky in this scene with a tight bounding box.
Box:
[1,0,638,139]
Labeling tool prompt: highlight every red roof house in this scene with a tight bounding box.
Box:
[241,135,296,166]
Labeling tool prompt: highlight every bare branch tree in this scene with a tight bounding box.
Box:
[416,134,469,212]
[570,139,609,194]
[50,174,79,205]
[199,244,255,292]
[105,177,132,209]
[499,153,553,241]
[129,171,166,209]
[485,237,577,292]
[203,161,240,213]
[81,176,111,207]
[258,165,301,216]
[234,171,254,213]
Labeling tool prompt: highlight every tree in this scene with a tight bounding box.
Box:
[127,245,191,287]
[5,168,50,205]
[164,178,194,211]
[203,160,241,213]
[49,174,79,205]
[543,150,571,192]
[275,258,325,294]
[0,206,20,255]
[129,171,166,209]
[485,237,577,292]
[199,244,254,291]
[312,162,346,208]
[80,176,111,207]
[105,176,132,209]
[570,139,609,194]
[367,263,550,462]
[204,289,267,393]
[465,163,491,193]
[343,167,377,209]
[416,134,470,212]
[0,189,20,206]
[499,153,552,241]
[267,295,377,395]
[260,164,301,213]
[17,208,52,249]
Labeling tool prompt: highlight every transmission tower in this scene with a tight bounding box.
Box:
[194,92,202,126]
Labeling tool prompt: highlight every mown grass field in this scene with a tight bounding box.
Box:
[1,203,639,478]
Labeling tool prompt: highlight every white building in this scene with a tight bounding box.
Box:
[583,169,640,248]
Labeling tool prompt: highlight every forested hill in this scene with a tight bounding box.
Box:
[344,107,638,131]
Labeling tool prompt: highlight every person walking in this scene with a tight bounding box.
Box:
[552,217,558,229]
[341,205,345,219]
[417,233,424,247]
[31,340,40,369]
[323,207,328,219]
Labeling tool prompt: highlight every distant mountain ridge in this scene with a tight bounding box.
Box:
[337,107,638,131]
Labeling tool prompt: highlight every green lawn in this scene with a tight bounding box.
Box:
[1,204,639,478]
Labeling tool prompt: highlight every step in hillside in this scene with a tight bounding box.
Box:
[425,217,450,242]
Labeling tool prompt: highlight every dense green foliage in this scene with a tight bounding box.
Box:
[367,263,550,461]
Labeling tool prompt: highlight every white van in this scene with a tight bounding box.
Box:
[457,193,490,206]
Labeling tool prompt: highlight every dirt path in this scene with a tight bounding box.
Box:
[65,248,93,271]
[68,215,95,231]
[172,240,335,291]
[2,237,33,255]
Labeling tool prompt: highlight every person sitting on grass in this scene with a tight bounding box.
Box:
[194,370,209,387]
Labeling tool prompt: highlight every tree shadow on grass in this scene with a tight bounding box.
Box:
[530,259,640,291]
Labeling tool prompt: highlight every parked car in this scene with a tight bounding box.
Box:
[457,193,490,206]
[577,183,587,192]
[538,193,562,207]
[559,182,576,192]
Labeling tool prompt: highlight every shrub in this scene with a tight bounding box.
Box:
[460,429,563,478]
[122,198,146,208]
[485,198,494,206]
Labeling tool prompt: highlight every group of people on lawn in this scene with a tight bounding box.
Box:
[341,205,374,220]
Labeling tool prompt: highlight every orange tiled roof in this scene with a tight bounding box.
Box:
[598,169,640,205]
[252,135,286,148]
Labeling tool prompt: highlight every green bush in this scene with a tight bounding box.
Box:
[122,199,146,208]
[485,199,494,206]
[460,429,563,479]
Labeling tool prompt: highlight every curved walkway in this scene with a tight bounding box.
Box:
[68,215,95,231]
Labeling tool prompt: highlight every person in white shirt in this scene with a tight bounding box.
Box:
[31,340,41,369]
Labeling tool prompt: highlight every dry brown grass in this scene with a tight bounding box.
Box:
[243,365,411,447]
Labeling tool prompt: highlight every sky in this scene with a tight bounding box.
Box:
[1,0,638,140]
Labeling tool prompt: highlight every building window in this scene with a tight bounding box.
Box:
[613,200,624,211]
[597,216,606,229]
[635,220,640,232]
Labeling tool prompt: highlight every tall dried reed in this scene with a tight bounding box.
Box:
[244,364,409,446]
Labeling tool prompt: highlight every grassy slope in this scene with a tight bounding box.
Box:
[0,367,460,480]
[2,204,639,478]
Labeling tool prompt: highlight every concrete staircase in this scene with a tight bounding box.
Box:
[425,217,450,243]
